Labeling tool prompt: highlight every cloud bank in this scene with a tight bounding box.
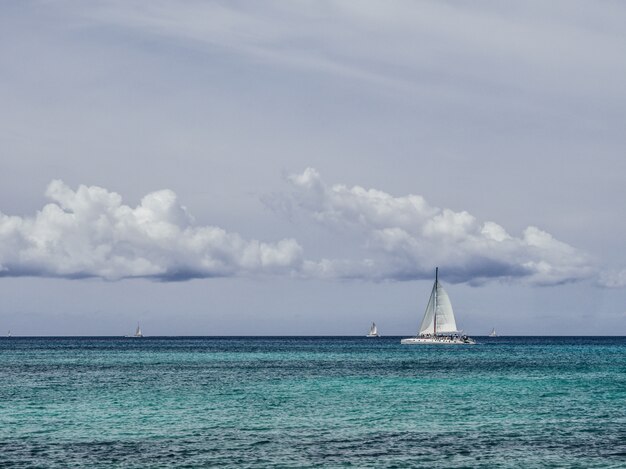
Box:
[280,168,594,286]
[0,181,303,281]
[0,175,599,286]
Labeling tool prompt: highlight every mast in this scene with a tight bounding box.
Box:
[433,267,438,336]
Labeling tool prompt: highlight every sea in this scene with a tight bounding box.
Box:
[1,336,626,468]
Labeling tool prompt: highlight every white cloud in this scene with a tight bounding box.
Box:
[280,168,595,286]
[0,181,303,281]
[0,175,610,287]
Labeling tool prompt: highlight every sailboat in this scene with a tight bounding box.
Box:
[126,324,143,338]
[401,268,475,345]
[366,322,380,338]
[488,328,498,337]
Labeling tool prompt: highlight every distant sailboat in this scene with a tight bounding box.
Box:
[488,328,498,337]
[401,268,475,345]
[7,330,11,338]
[126,324,143,338]
[366,322,380,338]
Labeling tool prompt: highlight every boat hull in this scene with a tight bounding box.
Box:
[366,334,380,338]
[401,336,475,345]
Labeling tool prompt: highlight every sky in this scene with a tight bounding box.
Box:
[1,0,625,336]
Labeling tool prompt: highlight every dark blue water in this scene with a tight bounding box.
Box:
[1,337,626,467]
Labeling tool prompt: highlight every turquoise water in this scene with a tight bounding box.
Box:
[1,337,626,468]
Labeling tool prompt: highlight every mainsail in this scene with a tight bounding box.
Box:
[134,325,143,337]
[369,323,378,335]
[417,269,458,335]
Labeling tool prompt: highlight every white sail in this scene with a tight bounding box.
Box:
[367,322,379,337]
[418,282,437,335]
[434,284,457,333]
[417,281,458,335]
[134,325,143,337]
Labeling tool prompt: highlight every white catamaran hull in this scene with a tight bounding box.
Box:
[401,336,475,345]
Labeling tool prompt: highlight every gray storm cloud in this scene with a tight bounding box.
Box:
[282,168,595,286]
[0,180,303,281]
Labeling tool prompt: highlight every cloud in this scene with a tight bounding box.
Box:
[597,270,626,288]
[277,168,595,286]
[0,181,303,281]
[0,175,607,287]
[68,0,626,105]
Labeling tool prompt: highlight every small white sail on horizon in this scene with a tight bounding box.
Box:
[401,268,475,345]
[124,324,144,338]
[366,322,380,337]
[488,328,498,337]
